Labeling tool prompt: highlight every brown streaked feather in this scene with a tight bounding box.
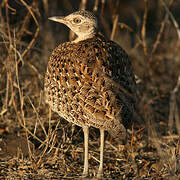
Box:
[44,33,136,140]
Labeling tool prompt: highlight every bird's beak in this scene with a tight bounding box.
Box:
[48,16,66,24]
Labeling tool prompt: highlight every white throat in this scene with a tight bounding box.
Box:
[73,33,95,43]
[72,27,96,43]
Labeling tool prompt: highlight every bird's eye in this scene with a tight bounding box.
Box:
[73,18,81,23]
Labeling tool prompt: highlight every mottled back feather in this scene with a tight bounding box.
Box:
[45,33,136,140]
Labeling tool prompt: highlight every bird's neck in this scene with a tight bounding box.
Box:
[73,28,97,43]
[73,34,95,43]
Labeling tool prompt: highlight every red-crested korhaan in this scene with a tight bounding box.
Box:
[45,10,137,178]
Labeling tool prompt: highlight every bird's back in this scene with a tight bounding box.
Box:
[44,33,136,140]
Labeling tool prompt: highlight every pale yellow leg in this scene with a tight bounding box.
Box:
[82,126,89,177]
[97,128,104,177]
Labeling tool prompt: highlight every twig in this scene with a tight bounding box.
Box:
[80,0,87,10]
[93,0,99,12]
[100,0,111,38]
[163,135,180,139]
[168,75,180,133]
[4,0,16,13]
[118,23,143,46]
[141,0,148,57]
[151,14,169,55]
[130,123,134,154]
[27,96,48,137]
[105,140,118,151]
[18,0,39,63]
[17,10,31,40]
[42,0,48,14]
[110,14,118,41]
[4,0,14,111]
[162,0,180,40]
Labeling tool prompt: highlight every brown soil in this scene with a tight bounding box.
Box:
[0,0,180,179]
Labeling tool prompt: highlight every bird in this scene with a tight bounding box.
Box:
[44,10,137,178]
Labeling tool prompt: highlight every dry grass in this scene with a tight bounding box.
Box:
[0,0,180,179]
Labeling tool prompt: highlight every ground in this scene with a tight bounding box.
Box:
[0,0,180,179]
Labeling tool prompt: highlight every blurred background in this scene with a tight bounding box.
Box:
[0,0,180,179]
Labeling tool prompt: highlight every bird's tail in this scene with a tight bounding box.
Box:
[108,122,127,144]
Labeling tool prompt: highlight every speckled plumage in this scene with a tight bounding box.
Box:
[45,10,136,177]
[45,33,136,136]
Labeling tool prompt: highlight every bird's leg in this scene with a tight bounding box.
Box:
[97,128,104,177]
[82,126,89,177]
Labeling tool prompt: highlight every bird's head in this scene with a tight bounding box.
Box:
[49,10,98,42]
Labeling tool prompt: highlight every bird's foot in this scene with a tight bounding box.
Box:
[97,171,103,178]
[82,170,89,178]
[81,174,89,178]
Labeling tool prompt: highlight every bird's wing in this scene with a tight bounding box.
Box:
[74,35,137,130]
